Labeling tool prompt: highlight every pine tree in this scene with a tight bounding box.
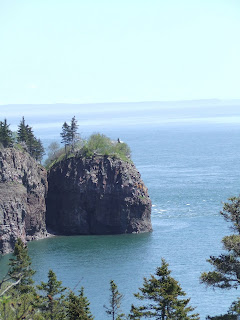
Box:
[201,196,240,319]
[129,259,199,320]
[0,119,13,148]
[201,196,240,289]
[37,269,66,320]
[6,239,36,319]
[8,238,35,295]
[60,121,71,153]
[17,116,28,143]
[69,116,79,152]
[105,280,124,320]
[66,287,94,320]
[34,138,45,162]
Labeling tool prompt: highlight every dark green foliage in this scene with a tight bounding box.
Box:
[0,119,13,148]
[129,258,199,319]
[60,117,79,153]
[61,121,71,151]
[104,280,124,320]
[17,116,28,143]
[70,116,79,151]
[201,196,240,319]
[8,238,35,295]
[0,239,36,319]
[201,196,240,290]
[16,117,45,161]
[37,269,66,320]
[66,288,94,320]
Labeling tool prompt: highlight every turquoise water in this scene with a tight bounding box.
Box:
[1,102,240,319]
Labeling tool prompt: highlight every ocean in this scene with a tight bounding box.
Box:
[1,100,240,319]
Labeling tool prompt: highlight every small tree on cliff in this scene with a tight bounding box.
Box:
[129,259,199,320]
[0,119,13,148]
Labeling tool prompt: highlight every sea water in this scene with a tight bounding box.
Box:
[1,102,240,319]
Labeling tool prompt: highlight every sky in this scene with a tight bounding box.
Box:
[0,0,240,105]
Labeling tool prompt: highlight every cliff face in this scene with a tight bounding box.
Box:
[0,148,48,254]
[46,155,152,235]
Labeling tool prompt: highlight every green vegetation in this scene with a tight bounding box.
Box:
[0,116,131,168]
[104,280,124,320]
[201,196,240,319]
[0,117,45,162]
[45,130,131,169]
[129,258,199,320]
[0,240,199,319]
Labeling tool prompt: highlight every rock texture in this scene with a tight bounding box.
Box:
[0,148,48,254]
[46,155,152,235]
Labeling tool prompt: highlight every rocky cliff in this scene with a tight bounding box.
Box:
[46,155,152,235]
[0,148,48,254]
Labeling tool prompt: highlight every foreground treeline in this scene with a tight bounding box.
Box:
[0,239,199,320]
[1,196,240,319]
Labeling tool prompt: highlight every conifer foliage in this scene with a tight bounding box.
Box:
[0,116,45,161]
[37,269,67,320]
[201,196,240,319]
[105,280,125,320]
[0,119,13,148]
[17,116,45,161]
[60,116,79,152]
[66,288,94,320]
[129,258,199,320]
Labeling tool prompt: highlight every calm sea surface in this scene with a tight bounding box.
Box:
[1,102,240,319]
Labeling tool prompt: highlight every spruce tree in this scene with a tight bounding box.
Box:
[66,287,94,320]
[129,259,199,320]
[7,239,36,319]
[37,269,66,320]
[70,116,79,151]
[17,116,28,143]
[8,238,35,295]
[201,196,240,319]
[201,196,240,289]
[105,280,124,320]
[60,121,71,153]
[0,119,13,148]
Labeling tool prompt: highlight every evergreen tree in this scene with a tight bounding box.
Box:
[104,280,124,320]
[17,116,28,143]
[37,269,66,320]
[60,121,71,153]
[69,116,79,151]
[8,238,35,295]
[0,119,13,148]
[33,138,45,162]
[6,239,36,319]
[201,196,240,289]
[129,259,199,320]
[201,196,240,319]
[66,287,94,320]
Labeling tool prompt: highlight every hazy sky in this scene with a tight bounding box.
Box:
[0,0,240,104]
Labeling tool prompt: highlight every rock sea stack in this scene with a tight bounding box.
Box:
[46,155,152,235]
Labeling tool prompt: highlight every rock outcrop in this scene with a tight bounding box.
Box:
[46,155,152,235]
[0,148,48,254]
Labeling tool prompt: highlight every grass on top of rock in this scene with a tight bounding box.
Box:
[44,133,131,170]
